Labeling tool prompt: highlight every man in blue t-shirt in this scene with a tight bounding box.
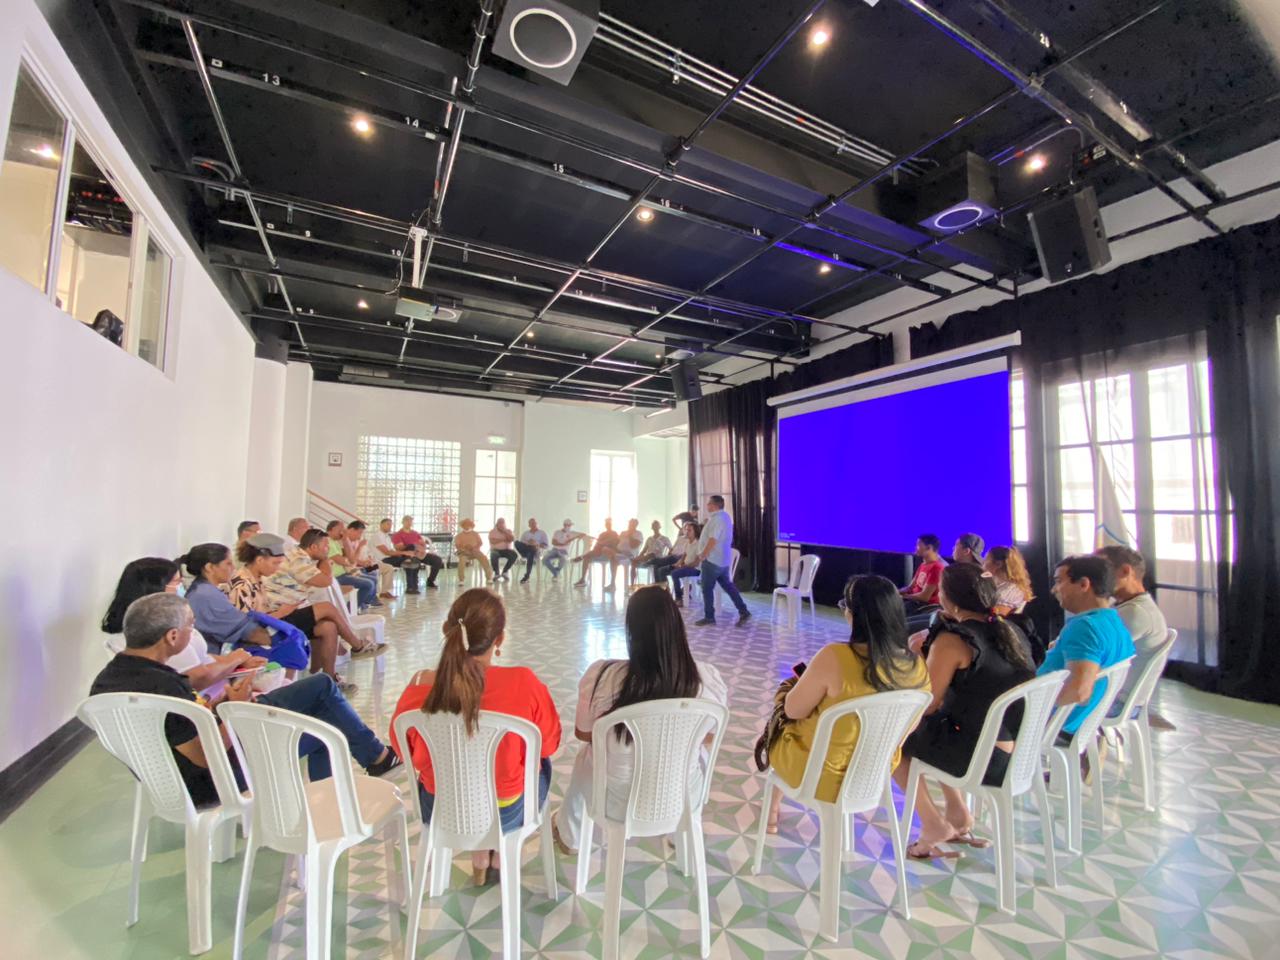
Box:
[1039,554,1136,736]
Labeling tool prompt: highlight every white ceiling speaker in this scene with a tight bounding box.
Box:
[492,0,599,85]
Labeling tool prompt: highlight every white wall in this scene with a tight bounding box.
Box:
[278,361,313,524]
[244,358,287,532]
[0,0,256,770]
[307,381,525,521]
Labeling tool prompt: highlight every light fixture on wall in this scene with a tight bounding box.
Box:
[487,435,507,445]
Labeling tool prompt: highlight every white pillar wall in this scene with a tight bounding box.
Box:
[278,361,313,526]
[244,356,287,532]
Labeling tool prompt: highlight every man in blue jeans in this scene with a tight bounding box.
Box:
[326,519,379,611]
[89,594,400,807]
[692,495,751,627]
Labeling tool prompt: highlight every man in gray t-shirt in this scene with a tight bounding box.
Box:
[1097,545,1173,721]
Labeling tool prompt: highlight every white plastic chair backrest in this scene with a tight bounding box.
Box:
[590,698,727,836]
[796,554,820,593]
[104,634,125,655]
[1062,657,1133,749]
[1113,630,1176,721]
[317,583,356,632]
[393,709,541,848]
[77,692,240,825]
[219,701,365,854]
[728,549,741,581]
[795,688,931,811]
[962,671,1069,797]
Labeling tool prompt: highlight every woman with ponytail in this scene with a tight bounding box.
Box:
[390,588,560,884]
[892,563,1035,859]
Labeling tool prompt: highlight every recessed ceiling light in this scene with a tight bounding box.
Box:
[351,115,372,136]
[1025,153,1047,173]
[636,207,655,223]
[28,144,57,160]
[819,262,831,274]
[356,299,369,310]
[809,26,831,48]
[525,330,535,338]
[655,352,662,358]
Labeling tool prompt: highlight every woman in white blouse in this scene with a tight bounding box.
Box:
[982,545,1033,614]
[552,585,728,852]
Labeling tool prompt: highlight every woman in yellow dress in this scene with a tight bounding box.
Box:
[767,574,930,829]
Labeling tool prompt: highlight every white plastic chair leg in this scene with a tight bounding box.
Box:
[185,817,216,955]
[127,786,150,926]
[882,782,912,920]
[1032,775,1058,889]
[232,837,258,960]
[428,845,451,898]
[843,812,856,855]
[574,814,594,894]
[817,805,842,942]
[686,818,711,958]
[900,764,922,842]
[213,816,238,863]
[1133,716,1155,811]
[403,830,432,960]
[498,832,524,960]
[751,776,775,875]
[539,813,559,898]
[1087,739,1106,837]
[303,844,342,960]
[674,830,690,877]
[1064,759,1083,854]
[601,823,627,960]
[990,792,1017,916]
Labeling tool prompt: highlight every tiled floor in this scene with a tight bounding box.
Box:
[3,576,1279,959]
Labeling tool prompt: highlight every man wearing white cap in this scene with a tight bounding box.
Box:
[544,519,583,579]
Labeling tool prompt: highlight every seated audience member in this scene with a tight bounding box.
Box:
[544,519,582,579]
[984,545,1033,614]
[574,518,621,587]
[1040,555,1136,743]
[605,519,644,592]
[91,594,400,807]
[281,516,308,551]
[664,522,703,604]
[236,520,260,546]
[393,516,444,591]
[182,542,275,652]
[515,518,549,583]
[345,520,381,577]
[1096,545,1172,717]
[893,564,1035,858]
[102,557,265,690]
[488,518,519,582]
[454,519,495,584]
[370,517,409,597]
[952,533,985,567]
[229,533,384,687]
[903,533,947,633]
[552,586,727,853]
[326,520,379,611]
[630,520,673,584]
[766,575,929,831]
[390,588,560,884]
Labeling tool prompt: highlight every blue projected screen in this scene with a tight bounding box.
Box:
[776,366,1012,554]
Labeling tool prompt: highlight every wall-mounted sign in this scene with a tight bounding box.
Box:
[328,452,343,467]
[487,435,507,445]
[576,490,588,503]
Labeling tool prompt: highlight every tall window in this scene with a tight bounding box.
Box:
[1010,368,1030,542]
[590,451,637,535]
[1047,355,1221,665]
[0,63,173,370]
[693,427,732,515]
[474,449,518,533]
[356,435,460,533]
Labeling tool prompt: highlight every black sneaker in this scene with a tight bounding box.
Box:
[737,611,752,627]
[693,618,715,626]
[520,577,530,584]
[366,750,403,778]
[405,587,421,595]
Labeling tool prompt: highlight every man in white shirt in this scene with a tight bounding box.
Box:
[371,517,415,596]
[1096,545,1174,726]
[282,517,308,552]
[515,518,550,583]
[693,495,750,626]
[545,519,581,579]
[488,518,518,582]
[664,521,703,603]
[631,520,673,585]
[605,519,645,593]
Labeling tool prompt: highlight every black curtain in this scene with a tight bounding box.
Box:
[910,215,1280,704]
[687,337,893,592]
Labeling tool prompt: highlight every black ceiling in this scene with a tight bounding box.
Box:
[55,0,1280,406]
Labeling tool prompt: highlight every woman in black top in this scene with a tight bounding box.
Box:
[892,563,1035,859]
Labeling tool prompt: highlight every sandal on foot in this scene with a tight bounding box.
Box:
[350,642,388,661]
[949,830,991,849]
[907,841,962,861]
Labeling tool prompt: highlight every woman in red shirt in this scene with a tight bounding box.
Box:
[390,588,560,884]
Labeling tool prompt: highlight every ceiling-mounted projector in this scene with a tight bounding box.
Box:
[491,0,599,85]
[915,152,998,234]
[394,287,461,322]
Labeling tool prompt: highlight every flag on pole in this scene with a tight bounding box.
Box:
[1094,444,1131,549]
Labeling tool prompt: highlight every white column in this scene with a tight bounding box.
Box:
[278,361,313,526]
[892,326,911,364]
[244,356,287,533]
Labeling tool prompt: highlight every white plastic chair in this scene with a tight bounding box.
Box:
[393,710,557,960]
[902,671,1069,915]
[318,584,387,676]
[574,698,728,960]
[751,689,930,938]
[1101,630,1176,812]
[771,554,820,628]
[77,693,245,955]
[219,701,411,960]
[1041,657,1134,854]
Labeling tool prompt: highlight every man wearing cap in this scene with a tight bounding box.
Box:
[515,517,550,583]
[545,519,582,579]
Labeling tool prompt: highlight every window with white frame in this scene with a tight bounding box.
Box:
[589,450,637,536]
[1010,368,1030,543]
[693,427,732,516]
[356,436,461,533]
[1046,355,1223,665]
[0,63,173,370]
[474,449,518,533]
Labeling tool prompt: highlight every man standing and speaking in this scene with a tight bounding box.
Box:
[693,495,751,627]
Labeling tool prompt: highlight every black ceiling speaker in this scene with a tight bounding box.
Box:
[491,0,599,85]
[1028,186,1112,284]
[671,360,702,402]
